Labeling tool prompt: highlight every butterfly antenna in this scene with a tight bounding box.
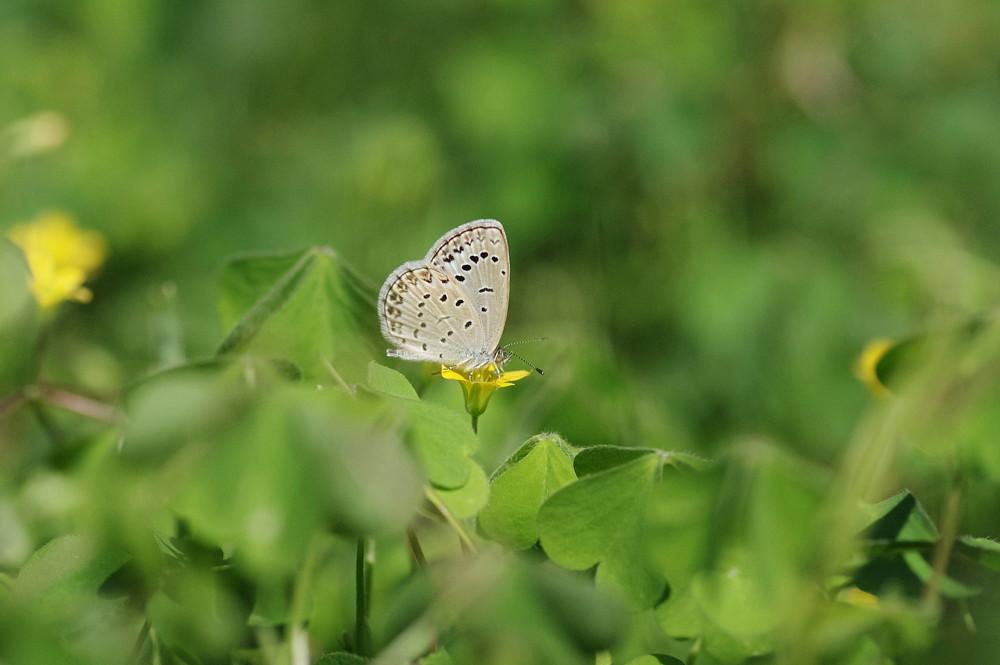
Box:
[503,337,549,348]
[501,338,549,375]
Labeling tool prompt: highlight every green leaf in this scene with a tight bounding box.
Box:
[862,491,938,544]
[363,368,478,490]
[692,546,777,663]
[874,318,995,390]
[12,535,129,620]
[572,445,655,476]
[119,360,251,466]
[574,445,711,477]
[853,491,944,597]
[623,656,686,665]
[655,583,703,639]
[216,247,378,383]
[902,550,981,598]
[434,556,625,663]
[147,566,252,661]
[0,238,36,393]
[172,387,423,572]
[367,361,419,400]
[478,434,577,549]
[539,452,659,570]
[853,491,984,599]
[406,401,476,489]
[956,536,1000,571]
[538,451,667,606]
[644,464,721,591]
[316,653,370,665]
[433,462,490,519]
[528,562,627,653]
[419,651,455,665]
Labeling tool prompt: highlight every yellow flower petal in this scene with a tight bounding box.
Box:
[440,367,471,384]
[438,363,531,416]
[854,338,893,398]
[495,370,531,387]
[838,587,879,608]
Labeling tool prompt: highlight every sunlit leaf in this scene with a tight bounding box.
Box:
[367,361,419,400]
[538,450,667,606]
[478,434,577,549]
[622,655,686,665]
[955,536,1000,571]
[405,400,476,490]
[433,462,489,519]
[419,650,455,665]
[692,546,777,663]
[11,535,128,620]
[216,247,378,384]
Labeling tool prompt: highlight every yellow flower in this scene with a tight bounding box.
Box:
[6,211,107,308]
[837,586,880,609]
[854,338,894,398]
[440,363,531,419]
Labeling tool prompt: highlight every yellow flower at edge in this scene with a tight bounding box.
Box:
[837,586,880,609]
[6,211,107,308]
[854,338,894,398]
[440,363,531,418]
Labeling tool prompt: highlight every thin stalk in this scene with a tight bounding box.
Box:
[355,538,373,657]
[406,526,427,569]
[287,537,323,665]
[470,413,478,434]
[128,618,151,665]
[922,481,963,607]
[39,385,121,422]
[0,392,27,419]
[424,488,477,553]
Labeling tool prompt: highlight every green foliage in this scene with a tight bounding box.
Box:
[5,1,1000,663]
[216,248,378,384]
[4,241,1000,664]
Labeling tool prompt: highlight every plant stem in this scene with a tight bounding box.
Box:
[355,537,372,657]
[287,536,323,664]
[406,526,427,569]
[470,413,478,434]
[425,488,477,553]
[128,618,151,665]
[39,385,121,422]
[922,481,963,608]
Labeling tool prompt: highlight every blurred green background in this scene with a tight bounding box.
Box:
[3,0,1000,464]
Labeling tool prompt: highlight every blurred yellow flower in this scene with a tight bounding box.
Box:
[6,211,107,308]
[837,586,880,609]
[854,338,893,398]
[440,363,531,419]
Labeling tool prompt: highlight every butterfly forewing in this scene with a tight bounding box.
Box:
[426,220,510,353]
[378,262,493,366]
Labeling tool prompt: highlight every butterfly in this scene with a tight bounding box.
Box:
[378,220,512,374]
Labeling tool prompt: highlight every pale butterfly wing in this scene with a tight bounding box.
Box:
[425,220,509,353]
[378,219,510,370]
